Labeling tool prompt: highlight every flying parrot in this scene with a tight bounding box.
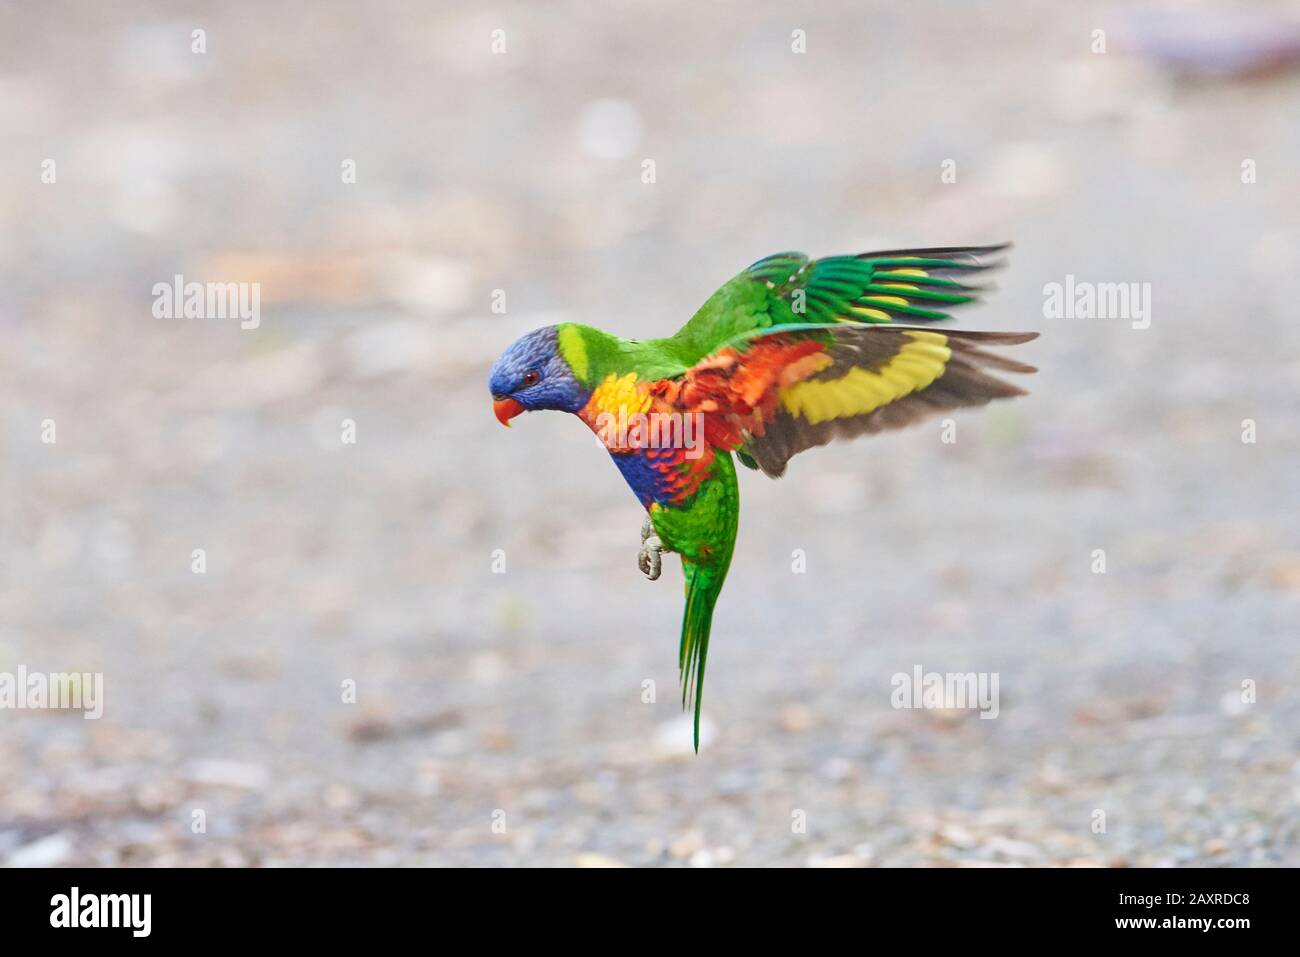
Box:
[488,245,1038,751]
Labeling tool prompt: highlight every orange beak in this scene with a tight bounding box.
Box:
[493,396,524,427]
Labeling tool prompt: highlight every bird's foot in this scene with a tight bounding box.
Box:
[638,515,663,581]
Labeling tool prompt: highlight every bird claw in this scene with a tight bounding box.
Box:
[639,515,663,581]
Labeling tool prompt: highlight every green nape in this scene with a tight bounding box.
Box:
[554,322,689,387]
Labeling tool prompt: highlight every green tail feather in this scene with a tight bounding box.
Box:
[680,562,723,753]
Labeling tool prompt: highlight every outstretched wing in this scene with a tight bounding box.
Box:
[666,244,1008,366]
[651,324,1038,478]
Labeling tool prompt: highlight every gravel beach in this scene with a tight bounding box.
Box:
[1,1,1298,867]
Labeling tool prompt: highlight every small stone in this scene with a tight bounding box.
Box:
[1266,555,1300,590]
[938,824,978,849]
[985,836,1041,861]
[655,714,716,757]
[819,757,854,783]
[180,759,270,791]
[481,728,516,752]
[669,831,704,859]
[809,853,866,868]
[1219,691,1250,717]
[322,784,358,810]
[1203,838,1230,856]
[577,99,643,161]
[779,704,816,733]
[8,832,74,867]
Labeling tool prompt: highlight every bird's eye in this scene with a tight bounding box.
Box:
[521,370,541,387]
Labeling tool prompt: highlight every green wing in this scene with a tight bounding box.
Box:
[664,244,1008,367]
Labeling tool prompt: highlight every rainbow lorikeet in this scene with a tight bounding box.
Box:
[489,245,1037,751]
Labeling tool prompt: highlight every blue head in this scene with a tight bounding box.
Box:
[488,325,589,425]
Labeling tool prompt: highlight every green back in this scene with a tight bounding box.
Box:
[558,246,999,383]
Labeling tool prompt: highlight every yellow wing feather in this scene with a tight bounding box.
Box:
[779,331,952,425]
